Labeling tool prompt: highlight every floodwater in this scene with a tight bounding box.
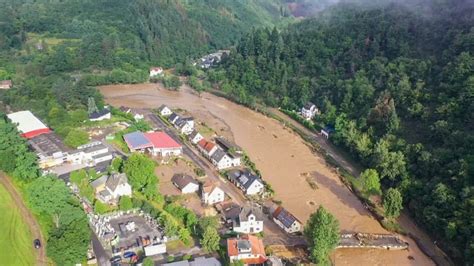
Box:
[99,83,434,266]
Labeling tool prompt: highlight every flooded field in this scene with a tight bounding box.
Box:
[100,83,434,265]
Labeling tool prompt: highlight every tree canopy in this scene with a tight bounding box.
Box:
[304,206,340,265]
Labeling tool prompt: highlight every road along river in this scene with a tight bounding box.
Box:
[99,83,434,266]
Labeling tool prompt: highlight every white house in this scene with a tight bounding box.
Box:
[232,203,264,234]
[74,141,113,166]
[210,148,240,170]
[272,206,302,234]
[145,132,182,157]
[92,173,132,204]
[172,174,199,194]
[175,117,194,135]
[144,243,166,256]
[202,183,225,205]
[149,67,164,77]
[189,130,204,145]
[301,102,319,120]
[158,105,172,117]
[89,108,111,122]
[227,235,267,265]
[227,169,265,196]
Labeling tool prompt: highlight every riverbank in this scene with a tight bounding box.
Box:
[99,83,434,265]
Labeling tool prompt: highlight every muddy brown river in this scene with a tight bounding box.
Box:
[100,83,434,265]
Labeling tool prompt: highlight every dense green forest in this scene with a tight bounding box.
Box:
[218,1,474,264]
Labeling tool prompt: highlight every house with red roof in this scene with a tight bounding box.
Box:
[7,110,51,139]
[149,67,163,77]
[145,132,182,156]
[197,139,218,158]
[227,234,267,265]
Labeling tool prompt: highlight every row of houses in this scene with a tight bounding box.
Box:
[7,110,115,176]
[158,105,196,136]
[196,137,242,170]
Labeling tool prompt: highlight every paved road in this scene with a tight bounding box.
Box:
[91,232,111,266]
[146,112,246,204]
[0,172,47,266]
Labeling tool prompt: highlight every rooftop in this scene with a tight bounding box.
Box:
[215,137,242,153]
[273,206,300,228]
[105,173,128,191]
[144,131,181,149]
[7,110,50,138]
[303,102,316,109]
[89,108,110,119]
[197,139,216,153]
[28,132,70,157]
[238,202,264,222]
[227,235,266,262]
[227,169,262,190]
[210,148,227,162]
[78,141,108,153]
[172,174,198,190]
[123,131,153,150]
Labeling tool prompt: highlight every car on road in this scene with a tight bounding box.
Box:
[123,251,136,258]
[33,239,41,249]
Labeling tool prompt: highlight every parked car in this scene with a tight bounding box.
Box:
[123,251,136,258]
[33,239,41,249]
[110,256,122,263]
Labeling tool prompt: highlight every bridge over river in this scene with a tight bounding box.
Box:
[337,233,409,250]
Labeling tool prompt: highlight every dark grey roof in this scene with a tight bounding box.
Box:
[227,169,262,190]
[303,102,315,110]
[91,175,108,189]
[215,137,242,153]
[274,207,299,228]
[80,142,108,153]
[105,173,128,192]
[239,203,264,222]
[210,148,227,162]
[169,113,179,122]
[89,108,110,119]
[223,204,241,221]
[237,239,251,250]
[92,152,113,160]
[171,174,198,190]
[28,132,70,156]
[189,130,200,139]
[158,104,169,111]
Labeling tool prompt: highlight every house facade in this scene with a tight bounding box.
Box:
[172,174,199,194]
[301,102,319,120]
[272,206,302,234]
[202,183,225,205]
[227,235,267,265]
[149,67,163,77]
[158,105,172,116]
[175,117,194,135]
[189,130,204,144]
[210,148,240,170]
[233,203,264,234]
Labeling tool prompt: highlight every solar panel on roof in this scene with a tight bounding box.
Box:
[239,175,249,185]
[123,132,152,149]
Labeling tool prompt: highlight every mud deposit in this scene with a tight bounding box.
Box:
[100,83,433,265]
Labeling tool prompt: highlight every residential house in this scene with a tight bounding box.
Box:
[28,132,71,169]
[7,110,51,139]
[321,125,335,139]
[232,203,264,234]
[218,202,241,225]
[301,102,319,120]
[89,108,111,121]
[226,169,265,196]
[74,141,113,166]
[145,132,182,157]
[171,174,199,194]
[144,243,166,256]
[168,113,180,124]
[92,173,132,204]
[149,67,164,77]
[158,104,172,117]
[174,117,194,135]
[201,182,225,205]
[215,137,243,155]
[210,148,240,170]
[189,130,204,145]
[227,235,267,265]
[197,139,218,158]
[163,256,221,266]
[272,206,302,234]
[0,80,12,89]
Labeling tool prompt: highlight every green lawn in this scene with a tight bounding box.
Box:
[0,184,35,266]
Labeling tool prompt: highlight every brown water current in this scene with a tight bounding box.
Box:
[99,83,434,266]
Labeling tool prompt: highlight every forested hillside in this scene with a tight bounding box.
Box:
[218,1,474,263]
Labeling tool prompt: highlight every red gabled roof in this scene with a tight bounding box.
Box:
[144,132,181,149]
[197,139,216,153]
[227,235,266,261]
[21,128,51,139]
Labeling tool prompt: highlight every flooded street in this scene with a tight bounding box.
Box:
[100,83,434,265]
